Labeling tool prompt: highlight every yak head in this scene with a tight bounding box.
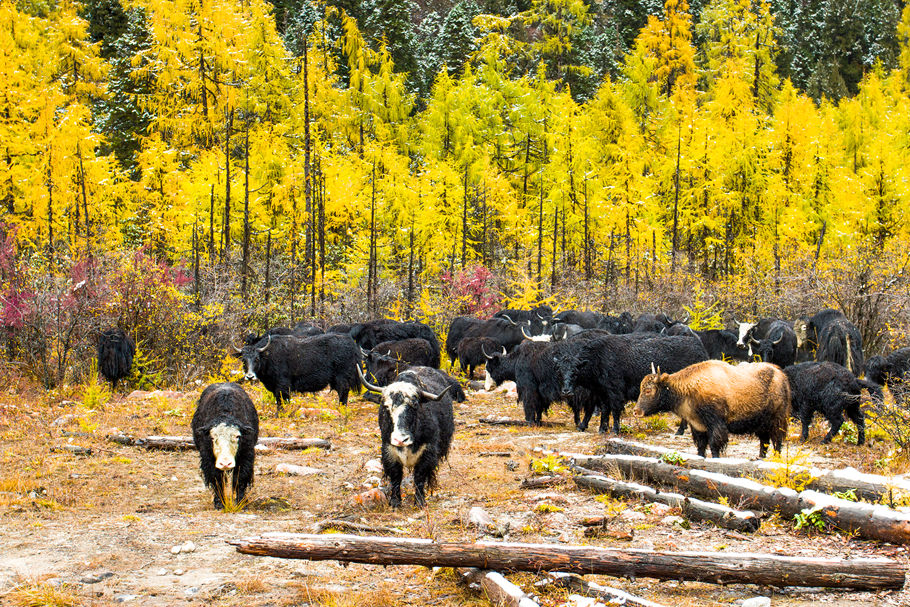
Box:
[233,335,273,382]
[210,423,242,471]
[359,367,448,448]
[865,356,888,386]
[551,348,579,397]
[751,332,784,363]
[482,344,511,390]
[735,319,757,347]
[793,318,810,348]
[634,365,670,418]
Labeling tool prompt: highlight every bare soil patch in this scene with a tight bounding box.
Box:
[1,383,908,606]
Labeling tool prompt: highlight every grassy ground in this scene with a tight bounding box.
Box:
[1,373,908,607]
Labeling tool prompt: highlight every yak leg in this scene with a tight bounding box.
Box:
[708,424,729,458]
[522,390,541,425]
[822,410,844,444]
[412,456,437,508]
[611,403,623,434]
[757,432,771,459]
[846,402,866,446]
[272,389,290,415]
[799,409,813,442]
[691,429,710,458]
[382,456,404,509]
[675,419,688,436]
[212,472,227,510]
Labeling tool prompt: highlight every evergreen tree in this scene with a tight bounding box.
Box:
[97,7,155,177]
[81,0,129,59]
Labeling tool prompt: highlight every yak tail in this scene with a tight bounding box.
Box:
[846,334,855,375]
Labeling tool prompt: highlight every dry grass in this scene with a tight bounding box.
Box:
[235,575,269,594]
[5,582,81,607]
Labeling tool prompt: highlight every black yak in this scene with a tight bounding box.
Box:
[371,338,438,368]
[795,309,864,374]
[359,366,455,508]
[234,333,361,413]
[554,333,709,434]
[445,316,485,369]
[634,360,790,458]
[191,383,259,509]
[750,320,798,368]
[866,347,910,387]
[350,320,441,368]
[785,362,882,445]
[456,336,500,379]
[97,327,135,390]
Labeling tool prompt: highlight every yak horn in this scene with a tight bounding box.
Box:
[521,325,532,339]
[502,314,516,325]
[771,334,784,345]
[482,344,494,360]
[233,345,243,354]
[356,363,383,393]
[360,346,370,357]
[256,335,272,353]
[419,384,451,401]
[681,311,690,324]
[651,362,656,374]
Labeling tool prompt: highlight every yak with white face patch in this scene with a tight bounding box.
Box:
[366,372,455,509]
[191,383,259,510]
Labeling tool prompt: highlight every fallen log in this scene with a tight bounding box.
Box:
[458,568,540,607]
[572,453,910,544]
[480,416,561,427]
[572,467,760,533]
[545,573,668,607]
[311,519,401,535]
[227,532,906,589]
[520,475,564,489]
[599,438,910,504]
[125,435,331,451]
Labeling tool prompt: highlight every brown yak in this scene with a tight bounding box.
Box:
[634,360,790,458]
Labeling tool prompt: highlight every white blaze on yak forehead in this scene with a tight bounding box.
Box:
[737,322,754,346]
[243,357,258,382]
[383,382,420,448]
[210,423,241,471]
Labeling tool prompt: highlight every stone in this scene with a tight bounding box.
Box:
[648,502,672,516]
[170,545,182,555]
[467,506,495,533]
[80,572,114,584]
[364,459,383,474]
[275,463,323,476]
[114,595,137,603]
[662,515,687,527]
[180,541,196,553]
[741,598,771,607]
[619,510,646,522]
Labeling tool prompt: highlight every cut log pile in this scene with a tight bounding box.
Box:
[548,449,910,544]
[106,433,331,451]
[228,532,906,590]
[599,438,910,504]
[572,465,761,533]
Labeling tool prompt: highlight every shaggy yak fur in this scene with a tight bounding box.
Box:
[235,333,361,413]
[554,334,710,434]
[635,360,790,458]
[350,320,441,368]
[445,316,485,368]
[367,370,456,508]
[370,338,438,369]
[751,320,798,368]
[457,336,501,379]
[97,327,135,389]
[784,362,882,445]
[795,309,864,375]
[866,347,910,387]
[363,351,466,402]
[696,329,749,362]
[191,383,259,509]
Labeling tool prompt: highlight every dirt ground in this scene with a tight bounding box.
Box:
[1,376,909,607]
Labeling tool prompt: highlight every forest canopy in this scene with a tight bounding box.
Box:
[2,0,910,386]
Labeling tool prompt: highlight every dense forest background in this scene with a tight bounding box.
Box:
[3,0,910,387]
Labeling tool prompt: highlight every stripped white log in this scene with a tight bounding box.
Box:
[458,567,540,607]
[600,438,910,504]
[547,573,669,607]
[127,435,331,450]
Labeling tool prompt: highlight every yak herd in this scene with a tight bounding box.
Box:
[96,304,910,508]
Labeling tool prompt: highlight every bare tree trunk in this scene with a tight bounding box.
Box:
[223,107,233,262]
[241,113,251,301]
[671,122,681,272]
[208,184,215,264]
[228,533,905,589]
